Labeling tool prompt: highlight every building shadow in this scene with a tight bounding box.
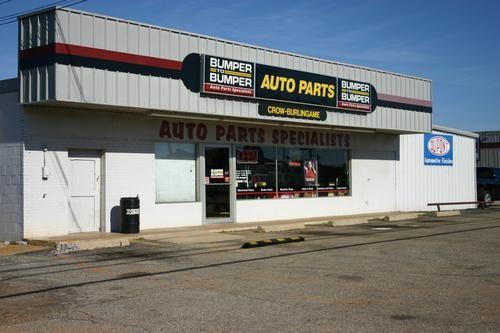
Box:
[110,206,121,233]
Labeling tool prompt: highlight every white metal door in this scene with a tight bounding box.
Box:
[68,154,101,233]
[353,150,396,212]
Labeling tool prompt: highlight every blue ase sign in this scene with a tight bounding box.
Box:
[424,134,453,166]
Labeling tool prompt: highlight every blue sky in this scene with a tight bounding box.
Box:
[1,0,499,131]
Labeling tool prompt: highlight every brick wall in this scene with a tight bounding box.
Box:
[0,143,23,241]
[0,81,23,241]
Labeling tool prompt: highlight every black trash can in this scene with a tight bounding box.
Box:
[120,196,140,234]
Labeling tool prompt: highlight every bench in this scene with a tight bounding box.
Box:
[427,201,492,212]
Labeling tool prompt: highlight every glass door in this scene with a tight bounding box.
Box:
[204,146,232,222]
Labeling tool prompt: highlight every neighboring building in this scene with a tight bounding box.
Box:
[477,131,500,168]
[0,7,478,241]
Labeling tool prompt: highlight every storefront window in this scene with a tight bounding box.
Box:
[155,143,196,203]
[236,146,276,199]
[277,148,318,198]
[236,146,349,200]
[316,148,349,197]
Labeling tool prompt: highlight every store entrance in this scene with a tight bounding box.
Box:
[204,146,232,222]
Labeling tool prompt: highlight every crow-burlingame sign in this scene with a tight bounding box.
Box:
[258,102,327,121]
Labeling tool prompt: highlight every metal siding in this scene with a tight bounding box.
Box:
[159,29,168,58]
[29,16,37,48]
[477,131,500,167]
[397,131,476,211]
[94,15,105,49]
[374,71,382,128]
[67,11,80,45]
[139,25,149,56]
[128,23,139,54]
[415,80,421,100]
[159,77,168,111]
[116,72,127,106]
[105,18,117,51]
[47,64,56,100]
[206,37,215,58]
[139,74,148,108]
[104,71,118,104]
[20,18,27,50]
[21,8,432,133]
[420,80,426,100]
[116,21,127,53]
[151,28,160,54]
[81,66,93,102]
[39,66,48,101]
[21,69,28,102]
[312,58,319,73]
[94,68,105,104]
[19,14,53,102]
[29,67,37,102]
[424,81,430,100]
[477,148,500,168]
[68,66,81,102]
[40,12,50,46]
[128,73,138,107]
[55,10,66,44]
[81,14,92,47]
[188,42,200,113]
[479,131,500,143]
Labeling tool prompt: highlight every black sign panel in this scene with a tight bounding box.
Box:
[258,102,327,121]
[255,64,337,108]
[193,54,378,113]
[202,55,255,97]
[337,78,372,112]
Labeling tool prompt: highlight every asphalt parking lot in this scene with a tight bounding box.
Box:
[1,208,499,332]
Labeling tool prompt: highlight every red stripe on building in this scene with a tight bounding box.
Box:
[20,43,183,71]
[377,93,432,108]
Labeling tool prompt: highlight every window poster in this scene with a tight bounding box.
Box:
[303,160,317,186]
[210,169,224,178]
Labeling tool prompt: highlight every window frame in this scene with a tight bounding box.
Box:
[235,145,351,201]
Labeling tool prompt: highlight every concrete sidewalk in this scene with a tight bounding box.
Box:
[24,210,443,253]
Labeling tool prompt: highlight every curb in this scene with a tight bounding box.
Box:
[241,236,305,249]
[210,226,263,233]
[261,222,307,232]
[27,238,130,253]
[432,210,461,217]
[55,239,130,252]
[306,217,372,227]
[382,213,424,222]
